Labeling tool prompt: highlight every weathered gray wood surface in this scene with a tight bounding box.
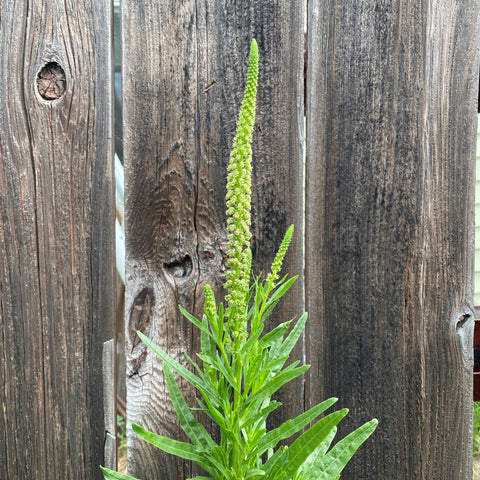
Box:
[122,1,304,477]
[306,0,478,478]
[0,1,115,478]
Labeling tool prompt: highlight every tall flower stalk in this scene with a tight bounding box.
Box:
[102,39,377,480]
[224,39,257,349]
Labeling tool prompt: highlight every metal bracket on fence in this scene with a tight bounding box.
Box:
[103,339,117,469]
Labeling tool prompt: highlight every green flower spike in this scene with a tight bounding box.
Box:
[266,224,294,287]
[224,38,259,348]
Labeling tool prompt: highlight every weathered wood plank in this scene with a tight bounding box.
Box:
[0,1,115,478]
[306,0,478,478]
[122,1,303,477]
[103,339,117,471]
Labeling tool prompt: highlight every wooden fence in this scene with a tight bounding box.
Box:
[1,0,479,479]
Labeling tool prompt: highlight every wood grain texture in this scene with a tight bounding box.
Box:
[122,1,303,477]
[306,0,478,478]
[0,1,115,478]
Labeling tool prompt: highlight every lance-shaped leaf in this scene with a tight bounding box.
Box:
[163,363,216,451]
[253,398,338,456]
[308,419,378,480]
[136,331,220,406]
[245,363,309,407]
[294,428,337,479]
[264,409,349,480]
[132,423,218,475]
[270,312,308,361]
[100,467,141,480]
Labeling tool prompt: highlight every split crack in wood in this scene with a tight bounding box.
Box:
[129,287,155,349]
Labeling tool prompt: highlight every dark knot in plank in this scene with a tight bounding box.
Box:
[36,62,66,100]
[163,254,193,278]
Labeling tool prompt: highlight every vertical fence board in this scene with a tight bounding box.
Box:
[306,0,478,478]
[122,1,303,477]
[0,1,115,478]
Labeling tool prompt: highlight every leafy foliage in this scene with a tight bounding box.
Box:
[474,401,480,455]
[101,39,377,480]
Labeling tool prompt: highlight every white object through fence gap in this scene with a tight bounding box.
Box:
[115,154,125,285]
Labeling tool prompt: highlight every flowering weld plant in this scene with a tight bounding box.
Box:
[101,39,377,480]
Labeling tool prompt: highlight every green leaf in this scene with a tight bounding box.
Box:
[198,351,238,393]
[196,389,233,437]
[254,398,338,456]
[136,331,218,404]
[264,409,349,480]
[246,364,309,407]
[132,423,204,463]
[258,321,291,349]
[187,477,213,480]
[240,401,282,429]
[271,312,307,361]
[252,277,295,333]
[246,354,289,394]
[100,466,141,480]
[179,305,210,336]
[184,352,212,385]
[245,469,266,478]
[261,444,288,478]
[265,276,297,308]
[244,349,264,386]
[310,419,378,480]
[240,322,265,353]
[244,427,267,450]
[133,422,231,479]
[163,363,216,451]
[215,301,226,341]
[296,427,337,478]
[262,356,290,377]
[201,313,217,358]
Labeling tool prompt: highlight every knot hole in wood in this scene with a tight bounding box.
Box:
[163,254,193,278]
[455,313,470,332]
[36,62,66,100]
